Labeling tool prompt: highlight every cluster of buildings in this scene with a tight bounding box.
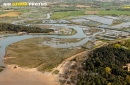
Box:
[85,40,103,49]
[97,30,130,41]
[53,28,72,35]
[42,20,70,24]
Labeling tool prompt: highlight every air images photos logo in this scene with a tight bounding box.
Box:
[2,2,47,7]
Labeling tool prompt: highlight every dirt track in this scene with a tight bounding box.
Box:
[56,51,86,74]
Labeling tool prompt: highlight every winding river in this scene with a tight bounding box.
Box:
[0,23,104,66]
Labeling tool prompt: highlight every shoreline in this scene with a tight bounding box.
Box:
[0,62,60,85]
[0,41,112,85]
[0,49,86,85]
[1,36,125,85]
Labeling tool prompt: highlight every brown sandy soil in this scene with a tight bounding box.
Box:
[76,5,91,8]
[0,65,60,85]
[60,4,71,7]
[85,11,98,15]
[56,51,86,74]
[0,12,21,17]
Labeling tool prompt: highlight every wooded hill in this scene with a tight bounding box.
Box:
[77,41,130,85]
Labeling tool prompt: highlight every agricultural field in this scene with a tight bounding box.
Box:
[99,10,130,15]
[51,11,85,19]
[0,12,21,17]
[85,11,98,15]
[51,9,130,19]
[98,2,114,7]
[85,9,130,15]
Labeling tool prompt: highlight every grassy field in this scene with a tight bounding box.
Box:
[51,12,70,19]
[4,37,85,72]
[99,2,113,6]
[45,38,84,43]
[16,9,29,12]
[99,10,130,15]
[68,11,85,16]
[50,7,75,11]
[0,11,7,15]
[51,9,130,19]
[51,11,85,19]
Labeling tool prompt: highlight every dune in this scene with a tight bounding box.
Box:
[0,65,59,85]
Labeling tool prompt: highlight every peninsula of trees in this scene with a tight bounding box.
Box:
[0,23,54,33]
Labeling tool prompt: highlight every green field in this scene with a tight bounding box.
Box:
[0,11,7,15]
[15,9,30,13]
[51,12,68,19]
[99,10,130,15]
[51,11,85,19]
[99,2,113,6]
[51,9,130,19]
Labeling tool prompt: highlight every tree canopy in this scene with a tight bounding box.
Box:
[0,23,54,33]
[77,41,130,85]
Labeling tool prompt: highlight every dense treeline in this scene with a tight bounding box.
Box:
[77,41,130,85]
[54,10,78,12]
[0,23,54,33]
[118,9,130,11]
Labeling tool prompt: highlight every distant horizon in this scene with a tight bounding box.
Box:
[1,0,130,3]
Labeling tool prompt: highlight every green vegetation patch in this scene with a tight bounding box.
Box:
[0,11,7,15]
[68,11,85,16]
[101,2,113,6]
[99,10,130,15]
[51,11,85,19]
[16,9,29,13]
[51,12,69,19]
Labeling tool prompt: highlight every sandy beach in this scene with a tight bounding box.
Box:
[0,65,59,85]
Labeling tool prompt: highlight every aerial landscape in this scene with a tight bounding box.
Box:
[0,0,130,85]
